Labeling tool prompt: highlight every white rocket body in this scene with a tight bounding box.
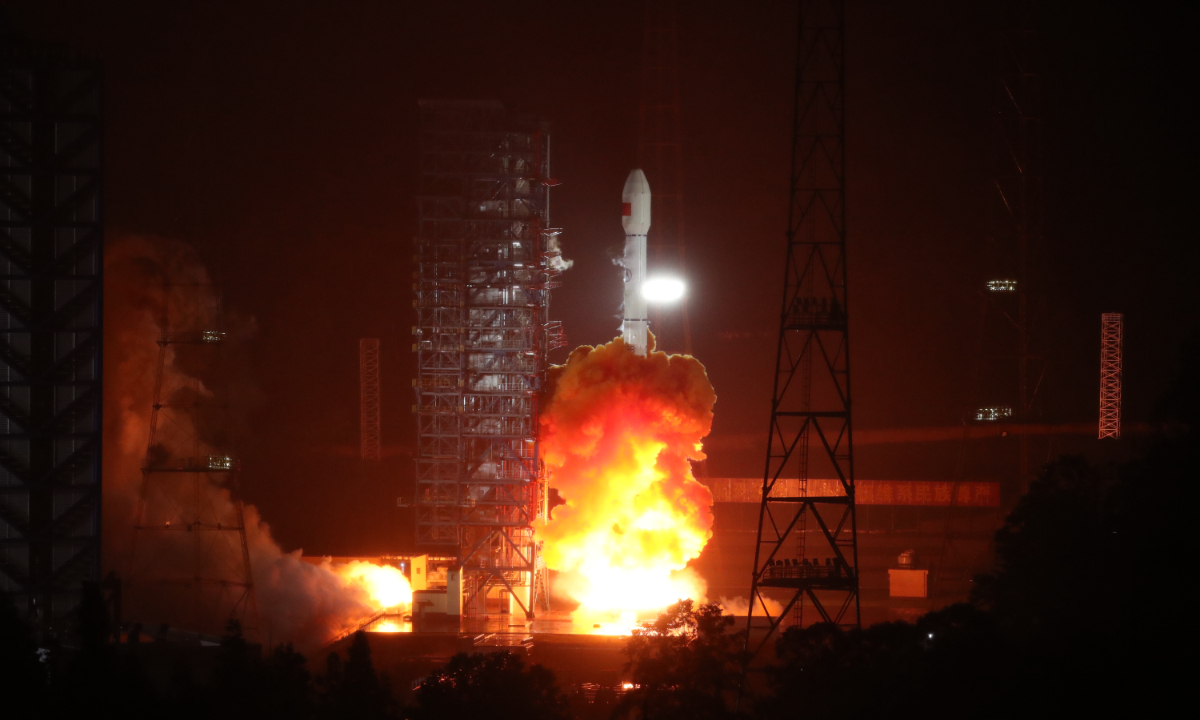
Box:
[621,169,651,356]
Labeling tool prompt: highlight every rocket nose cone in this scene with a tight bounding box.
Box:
[622,168,651,235]
[622,169,649,200]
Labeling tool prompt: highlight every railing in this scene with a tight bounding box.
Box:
[763,559,846,581]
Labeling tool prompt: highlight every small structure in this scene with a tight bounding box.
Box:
[888,550,928,598]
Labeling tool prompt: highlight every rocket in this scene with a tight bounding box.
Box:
[621,169,651,356]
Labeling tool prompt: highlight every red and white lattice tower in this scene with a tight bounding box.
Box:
[360,338,381,461]
[1098,313,1122,439]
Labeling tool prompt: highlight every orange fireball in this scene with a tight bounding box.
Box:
[537,335,716,624]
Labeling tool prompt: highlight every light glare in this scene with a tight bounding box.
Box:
[642,277,686,303]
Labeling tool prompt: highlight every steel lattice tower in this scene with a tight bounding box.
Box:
[0,36,104,631]
[742,0,859,661]
[637,0,692,355]
[128,284,258,637]
[413,100,564,619]
[932,2,1043,602]
[360,338,381,461]
[1098,313,1122,439]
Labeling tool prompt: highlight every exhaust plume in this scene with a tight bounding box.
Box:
[537,334,716,626]
[105,236,406,648]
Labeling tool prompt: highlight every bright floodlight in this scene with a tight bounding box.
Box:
[642,277,686,303]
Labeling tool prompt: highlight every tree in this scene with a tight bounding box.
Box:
[261,643,313,719]
[321,631,392,720]
[211,618,258,719]
[968,331,1199,713]
[759,605,1015,720]
[411,651,568,720]
[616,600,741,720]
[972,455,1116,640]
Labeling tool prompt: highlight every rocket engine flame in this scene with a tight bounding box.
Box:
[334,561,413,609]
[537,334,716,626]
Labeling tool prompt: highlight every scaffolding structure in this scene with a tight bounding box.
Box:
[128,284,258,637]
[637,0,692,355]
[1098,313,1122,439]
[413,100,564,619]
[0,38,104,630]
[742,0,859,666]
[360,338,381,461]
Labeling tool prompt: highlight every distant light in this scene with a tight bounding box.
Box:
[986,279,1017,292]
[928,633,934,639]
[642,277,686,303]
[975,407,1012,422]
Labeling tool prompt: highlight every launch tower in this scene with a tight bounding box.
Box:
[742,0,860,662]
[0,37,104,630]
[413,100,564,619]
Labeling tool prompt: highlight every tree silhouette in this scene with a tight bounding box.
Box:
[617,600,741,720]
[262,643,313,718]
[321,631,392,719]
[411,651,568,720]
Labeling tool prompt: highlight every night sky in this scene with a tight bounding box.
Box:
[4,0,1193,555]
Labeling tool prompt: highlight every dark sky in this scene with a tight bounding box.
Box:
[5,0,1194,554]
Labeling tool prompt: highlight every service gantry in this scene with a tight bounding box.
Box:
[0,35,104,631]
[412,100,564,619]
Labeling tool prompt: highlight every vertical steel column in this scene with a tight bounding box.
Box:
[742,0,859,668]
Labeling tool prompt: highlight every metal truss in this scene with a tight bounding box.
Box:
[1098,313,1122,439]
[413,101,563,618]
[0,40,104,630]
[128,284,258,637]
[742,0,859,667]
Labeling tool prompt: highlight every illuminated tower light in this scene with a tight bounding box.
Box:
[975,406,1012,422]
[986,279,1018,292]
[360,338,382,461]
[1099,313,1122,439]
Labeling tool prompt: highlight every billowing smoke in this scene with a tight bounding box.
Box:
[537,334,716,626]
[104,236,405,648]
